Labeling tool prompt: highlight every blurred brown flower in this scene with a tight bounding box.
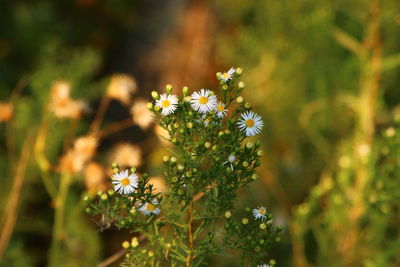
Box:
[84,161,107,194]
[0,102,13,122]
[154,125,171,145]
[107,74,137,104]
[110,143,142,168]
[49,81,86,119]
[131,99,154,130]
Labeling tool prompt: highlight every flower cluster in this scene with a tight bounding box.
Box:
[84,68,278,266]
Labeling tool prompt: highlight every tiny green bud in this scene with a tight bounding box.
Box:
[185,171,192,177]
[242,161,249,167]
[83,195,89,202]
[122,241,130,249]
[186,122,193,129]
[131,237,139,248]
[259,223,267,230]
[188,111,194,117]
[259,239,265,245]
[244,102,251,109]
[256,150,264,156]
[209,91,215,96]
[222,84,229,90]
[255,141,261,148]
[163,155,170,162]
[142,173,149,179]
[254,160,261,167]
[179,128,184,134]
[148,250,154,257]
[245,207,250,212]
[178,189,184,195]
[177,164,185,172]
[192,168,198,174]
[85,207,91,214]
[212,145,218,151]
[224,211,232,219]
[242,218,249,225]
[166,243,171,248]
[226,167,232,173]
[238,81,245,88]
[151,91,159,100]
[101,194,108,200]
[171,137,177,143]
[112,161,118,168]
[107,189,114,196]
[246,142,254,149]
[154,106,160,112]
[252,174,259,180]
[204,142,212,149]
[182,86,189,96]
[171,176,178,183]
[254,246,261,252]
[277,226,283,232]
[113,168,119,173]
[165,84,173,93]
[218,131,224,137]
[236,68,243,74]
[225,129,231,134]
[269,259,276,265]
[146,102,154,110]
[130,167,137,173]
[170,157,177,164]
[173,122,180,128]
[236,96,244,104]
[184,96,191,102]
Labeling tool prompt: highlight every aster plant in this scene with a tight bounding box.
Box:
[85,68,280,266]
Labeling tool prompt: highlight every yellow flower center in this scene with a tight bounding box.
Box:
[199,96,208,105]
[222,73,228,79]
[259,208,266,215]
[121,178,130,186]
[162,100,171,108]
[217,105,224,112]
[146,203,155,211]
[246,119,255,127]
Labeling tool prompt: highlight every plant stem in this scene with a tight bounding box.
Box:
[186,200,194,267]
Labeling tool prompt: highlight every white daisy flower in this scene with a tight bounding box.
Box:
[139,199,161,216]
[219,67,235,82]
[237,111,264,136]
[155,93,179,115]
[215,102,227,118]
[223,154,236,170]
[253,206,268,221]
[190,89,217,113]
[112,169,139,194]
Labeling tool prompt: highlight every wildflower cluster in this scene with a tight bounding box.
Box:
[85,68,279,266]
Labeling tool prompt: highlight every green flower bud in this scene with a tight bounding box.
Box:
[122,241,130,249]
[111,161,118,168]
[224,129,231,134]
[242,161,249,167]
[269,259,276,265]
[173,122,180,128]
[178,189,184,195]
[212,145,218,151]
[218,131,225,137]
[151,91,160,100]
[245,207,250,212]
[182,86,189,96]
[165,84,173,93]
[179,128,184,134]
[222,84,229,90]
[254,160,261,167]
[259,239,265,245]
[131,237,139,248]
[255,141,261,148]
[259,223,267,230]
[148,250,154,257]
[209,91,215,96]
[146,102,154,110]
[83,195,89,202]
[244,102,251,109]
[188,111,194,117]
[238,81,245,88]
[224,211,232,219]
[192,168,198,174]
[101,194,108,200]
[166,243,171,248]
[130,167,137,173]
[185,171,192,177]
[177,164,185,172]
[170,157,177,164]
[113,168,119,173]
[163,155,170,162]
[252,174,259,180]
[254,246,261,252]
[171,137,177,143]
[226,167,232,173]
[256,150,264,156]
[184,96,191,102]
[236,68,243,74]
[108,189,114,195]
[236,96,244,104]
[154,106,160,112]
[242,218,249,225]
[85,207,91,214]
[246,142,254,149]
[171,176,178,183]
[204,142,212,149]
[186,122,193,129]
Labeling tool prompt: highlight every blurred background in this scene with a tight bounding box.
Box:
[0,0,399,266]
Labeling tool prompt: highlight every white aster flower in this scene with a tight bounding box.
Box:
[223,154,236,170]
[237,111,264,136]
[155,93,179,115]
[139,199,160,216]
[219,67,235,82]
[253,206,268,221]
[112,169,139,194]
[215,102,227,118]
[190,89,217,113]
